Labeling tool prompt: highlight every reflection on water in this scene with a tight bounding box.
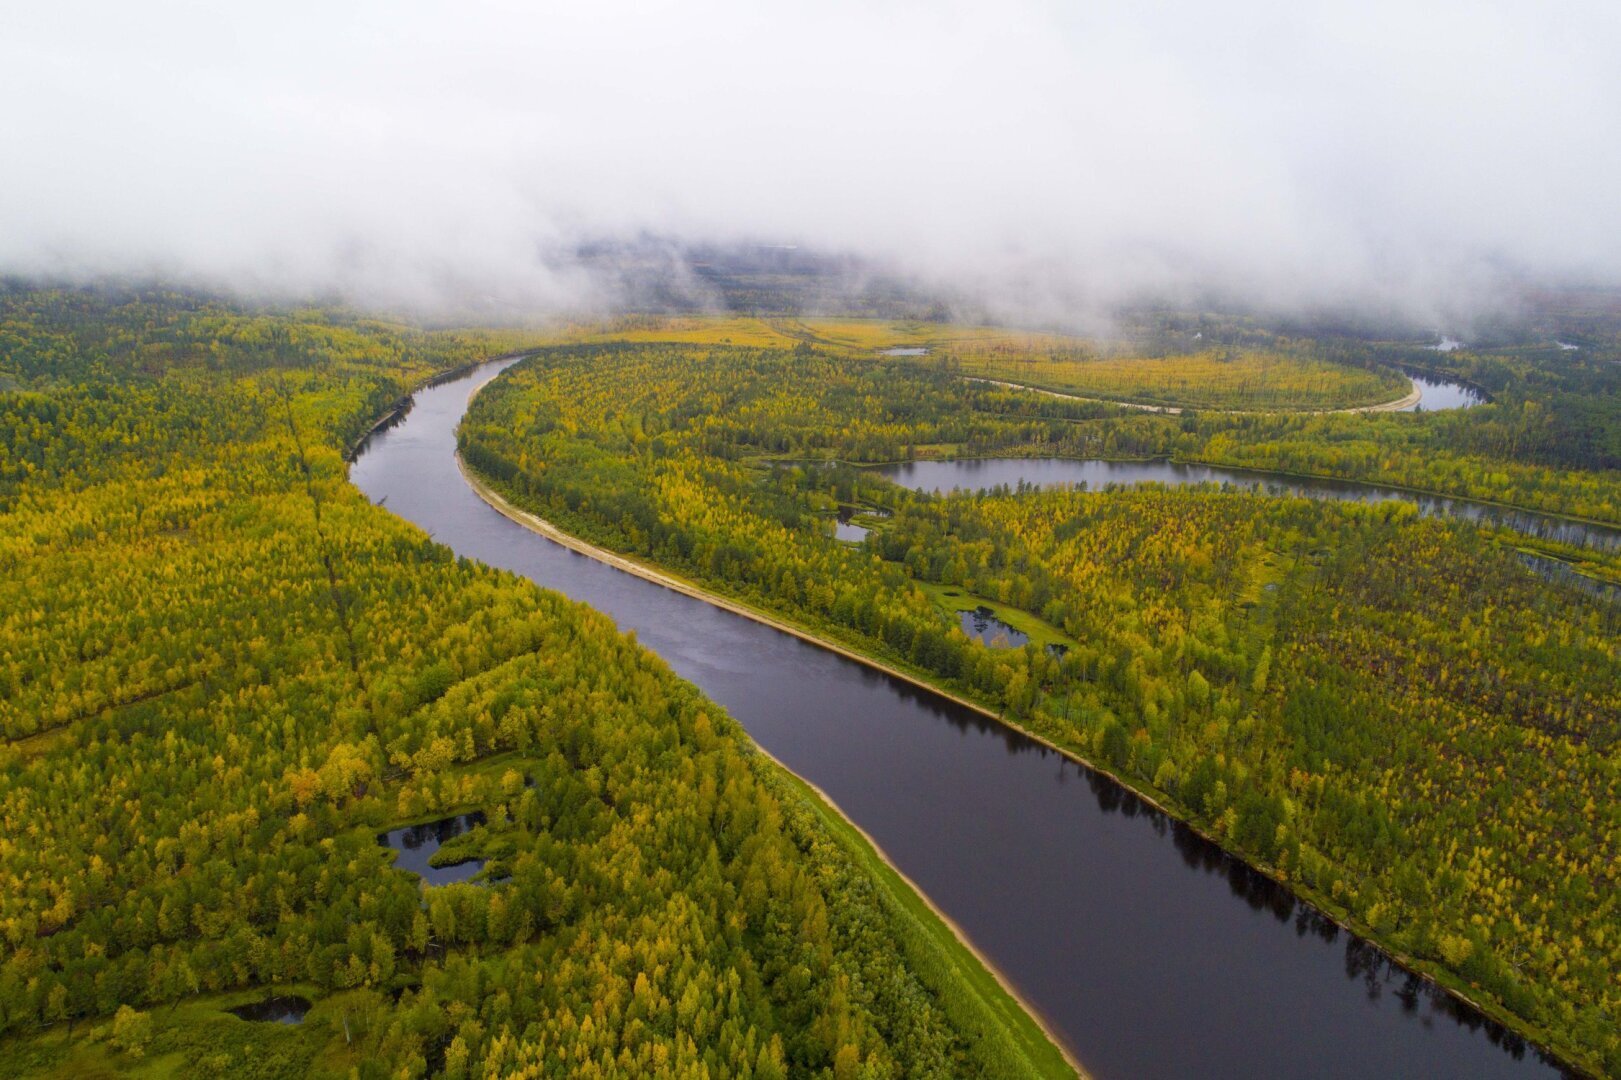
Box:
[959,606,1029,647]
[833,504,872,542]
[1518,552,1621,604]
[378,811,487,885]
[227,995,311,1024]
[1075,762,1545,1066]
[1404,373,1487,411]
[879,346,929,356]
[348,357,1571,1079]
[876,457,1619,554]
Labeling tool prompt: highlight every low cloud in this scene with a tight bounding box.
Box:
[3,0,1618,323]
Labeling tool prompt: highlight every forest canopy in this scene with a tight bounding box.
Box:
[461,335,1621,1076]
[0,290,1070,1079]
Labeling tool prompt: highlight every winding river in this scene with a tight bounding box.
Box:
[350,358,1571,1080]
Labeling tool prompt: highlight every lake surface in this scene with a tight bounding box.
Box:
[378,811,488,885]
[350,358,1570,1080]
[877,458,1619,555]
[960,606,1029,648]
[227,995,311,1024]
[1404,372,1486,410]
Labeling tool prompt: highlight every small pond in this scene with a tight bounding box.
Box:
[879,347,929,356]
[959,606,1029,648]
[378,811,487,885]
[1403,373,1486,411]
[227,995,311,1024]
[833,505,870,542]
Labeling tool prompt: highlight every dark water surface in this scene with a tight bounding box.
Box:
[350,359,1568,1079]
[227,995,311,1024]
[959,606,1030,648]
[378,811,488,885]
[877,458,1619,554]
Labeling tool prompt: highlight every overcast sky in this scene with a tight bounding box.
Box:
[3,0,1618,319]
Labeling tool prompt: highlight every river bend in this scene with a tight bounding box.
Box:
[350,358,1568,1080]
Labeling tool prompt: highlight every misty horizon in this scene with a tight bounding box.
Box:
[4,1,1620,327]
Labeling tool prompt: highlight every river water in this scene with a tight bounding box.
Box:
[349,359,1569,1080]
[876,458,1619,554]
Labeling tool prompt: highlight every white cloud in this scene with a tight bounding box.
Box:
[2,0,1617,318]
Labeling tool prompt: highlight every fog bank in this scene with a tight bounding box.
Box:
[3,1,1618,322]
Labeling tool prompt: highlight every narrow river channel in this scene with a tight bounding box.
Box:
[350,358,1571,1080]
[875,458,1620,554]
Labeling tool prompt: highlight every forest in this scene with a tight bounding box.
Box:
[0,289,1071,1078]
[461,335,1621,1077]
[529,315,1621,529]
[928,348,1409,412]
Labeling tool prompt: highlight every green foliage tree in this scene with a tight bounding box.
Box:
[462,338,1620,1074]
[0,291,1068,1078]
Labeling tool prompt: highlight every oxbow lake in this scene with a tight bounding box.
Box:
[1403,372,1487,410]
[875,457,1619,556]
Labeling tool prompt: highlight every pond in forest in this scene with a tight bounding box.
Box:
[227,995,311,1024]
[958,606,1030,648]
[832,505,870,542]
[378,811,487,885]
